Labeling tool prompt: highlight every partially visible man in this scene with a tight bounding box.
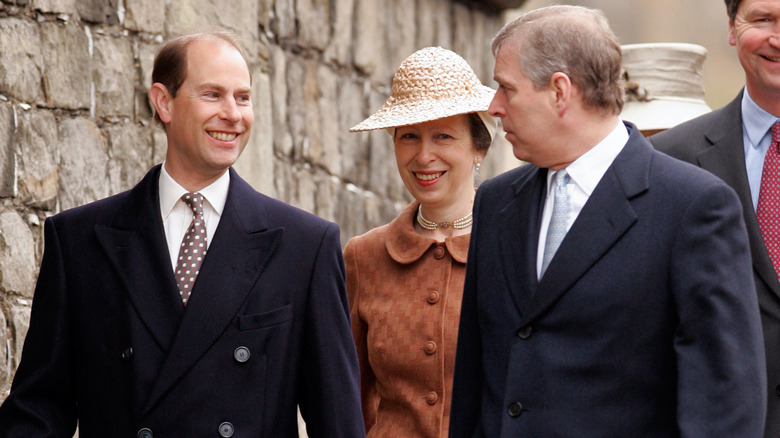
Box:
[449,5,766,437]
[649,2,780,435]
[0,28,364,437]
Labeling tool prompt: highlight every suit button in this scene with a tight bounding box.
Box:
[516,326,533,339]
[137,428,153,438]
[121,347,134,361]
[234,346,250,363]
[433,246,446,259]
[219,422,234,437]
[424,341,437,355]
[508,401,523,417]
[427,290,440,304]
[426,391,439,405]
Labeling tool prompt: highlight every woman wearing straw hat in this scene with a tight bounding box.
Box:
[345,46,496,438]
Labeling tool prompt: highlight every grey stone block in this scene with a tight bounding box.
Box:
[296,0,330,51]
[233,69,274,195]
[167,0,259,63]
[353,0,382,78]
[285,58,306,160]
[338,79,369,186]
[41,22,91,110]
[92,34,135,118]
[316,66,341,176]
[57,118,108,211]
[0,212,36,297]
[0,103,15,198]
[324,0,355,66]
[30,0,77,15]
[0,19,43,104]
[123,0,166,33]
[76,0,120,24]
[10,303,31,370]
[273,0,296,41]
[15,108,59,208]
[0,308,6,387]
[270,46,293,157]
[107,122,154,195]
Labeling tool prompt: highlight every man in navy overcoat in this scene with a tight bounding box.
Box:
[0,28,364,437]
[449,6,766,437]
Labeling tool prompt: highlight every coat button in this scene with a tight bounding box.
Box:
[433,246,446,260]
[234,346,250,363]
[219,422,234,437]
[426,391,439,405]
[137,428,153,438]
[516,326,533,339]
[508,401,523,417]
[424,341,437,355]
[121,347,134,361]
[426,291,440,304]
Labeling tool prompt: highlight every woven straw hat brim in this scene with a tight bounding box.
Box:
[349,84,495,132]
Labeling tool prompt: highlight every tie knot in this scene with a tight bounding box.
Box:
[772,121,780,145]
[554,170,570,191]
[181,192,205,217]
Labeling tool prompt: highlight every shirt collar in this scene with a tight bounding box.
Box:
[158,163,230,220]
[558,119,628,196]
[742,87,778,150]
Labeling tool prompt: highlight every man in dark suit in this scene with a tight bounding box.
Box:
[449,5,766,437]
[649,2,780,436]
[0,28,364,437]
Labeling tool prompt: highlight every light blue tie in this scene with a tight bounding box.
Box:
[541,170,570,277]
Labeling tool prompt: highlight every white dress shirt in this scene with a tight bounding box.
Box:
[158,163,229,272]
[537,120,629,278]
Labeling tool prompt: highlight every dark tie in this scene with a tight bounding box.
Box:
[541,170,570,277]
[758,121,780,277]
[175,193,207,305]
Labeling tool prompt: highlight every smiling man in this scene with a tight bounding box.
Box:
[0,28,365,438]
[649,2,780,435]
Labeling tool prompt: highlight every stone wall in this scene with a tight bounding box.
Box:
[0,0,517,405]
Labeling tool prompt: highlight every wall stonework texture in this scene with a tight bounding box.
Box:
[0,0,518,424]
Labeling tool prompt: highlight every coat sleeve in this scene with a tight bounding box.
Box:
[343,237,380,433]
[449,188,485,438]
[297,222,366,438]
[0,218,78,437]
[671,180,767,437]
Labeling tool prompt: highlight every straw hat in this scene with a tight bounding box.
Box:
[349,46,496,136]
[620,43,712,133]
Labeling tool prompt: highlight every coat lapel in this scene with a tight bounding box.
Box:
[94,166,184,352]
[522,128,646,325]
[696,93,780,296]
[142,169,282,415]
[497,167,546,317]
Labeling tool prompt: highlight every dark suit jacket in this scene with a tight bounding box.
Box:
[449,123,766,437]
[650,93,780,437]
[0,166,365,437]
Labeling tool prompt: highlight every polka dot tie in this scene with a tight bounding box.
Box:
[541,170,570,277]
[758,121,780,277]
[175,193,207,305]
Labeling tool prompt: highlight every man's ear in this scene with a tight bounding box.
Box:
[728,20,737,46]
[549,71,572,117]
[149,83,173,124]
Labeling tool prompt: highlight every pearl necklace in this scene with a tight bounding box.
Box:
[417,204,473,230]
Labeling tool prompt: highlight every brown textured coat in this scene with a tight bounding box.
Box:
[344,201,469,438]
